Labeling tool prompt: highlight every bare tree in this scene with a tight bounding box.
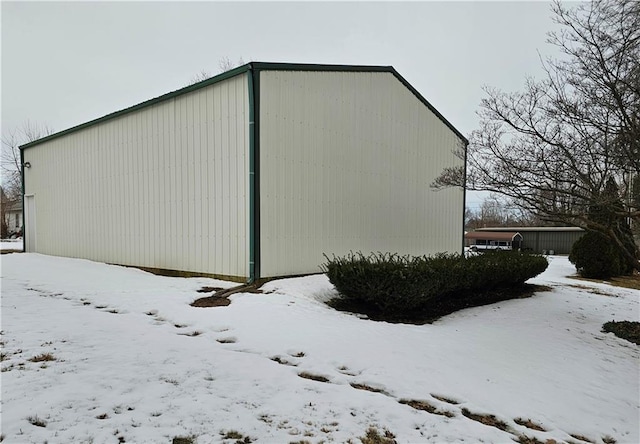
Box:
[188,69,214,85]
[434,0,640,270]
[1,121,53,237]
[188,57,246,86]
[218,56,244,73]
[466,195,540,230]
[1,121,54,200]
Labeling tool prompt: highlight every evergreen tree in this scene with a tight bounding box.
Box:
[570,178,636,277]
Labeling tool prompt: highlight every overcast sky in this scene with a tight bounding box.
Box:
[2,1,560,208]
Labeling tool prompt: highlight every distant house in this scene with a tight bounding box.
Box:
[471,227,585,254]
[1,188,22,238]
[21,62,467,281]
[4,200,23,236]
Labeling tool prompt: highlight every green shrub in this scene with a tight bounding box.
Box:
[569,231,625,279]
[321,252,452,314]
[322,251,548,317]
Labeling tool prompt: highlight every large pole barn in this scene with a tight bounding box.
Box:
[21,62,467,281]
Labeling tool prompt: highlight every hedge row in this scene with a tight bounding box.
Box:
[322,251,548,316]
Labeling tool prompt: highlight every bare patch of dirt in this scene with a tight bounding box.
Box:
[565,283,620,297]
[569,273,640,290]
[191,281,269,308]
[461,408,509,431]
[190,295,231,307]
[399,399,455,417]
[298,372,330,383]
[350,383,388,395]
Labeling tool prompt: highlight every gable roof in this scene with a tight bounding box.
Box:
[21,62,467,151]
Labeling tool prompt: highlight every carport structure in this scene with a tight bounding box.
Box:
[465,231,523,251]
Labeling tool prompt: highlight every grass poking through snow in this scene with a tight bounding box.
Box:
[514,417,547,431]
[352,427,397,444]
[399,399,455,417]
[350,383,387,395]
[569,433,594,443]
[220,429,252,442]
[461,408,509,431]
[28,353,55,363]
[172,436,196,444]
[26,415,47,427]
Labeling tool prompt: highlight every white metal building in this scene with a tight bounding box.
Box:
[21,62,467,281]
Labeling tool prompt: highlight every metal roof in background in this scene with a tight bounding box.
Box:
[465,231,522,241]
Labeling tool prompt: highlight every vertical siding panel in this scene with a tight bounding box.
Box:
[196,93,205,272]
[161,104,170,267]
[187,94,196,272]
[259,71,464,277]
[173,98,182,267]
[205,88,214,272]
[23,75,249,278]
[149,107,157,266]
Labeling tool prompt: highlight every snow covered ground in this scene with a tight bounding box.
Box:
[1,253,638,443]
[0,239,23,251]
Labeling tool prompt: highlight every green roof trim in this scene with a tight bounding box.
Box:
[20,61,467,150]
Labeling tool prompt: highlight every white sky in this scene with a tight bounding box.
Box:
[1,1,560,208]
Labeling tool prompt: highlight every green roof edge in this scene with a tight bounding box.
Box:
[20,61,468,150]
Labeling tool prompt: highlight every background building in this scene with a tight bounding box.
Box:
[473,226,585,254]
[21,62,466,281]
[1,187,22,238]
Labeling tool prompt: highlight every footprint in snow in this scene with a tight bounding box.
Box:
[430,394,461,405]
[270,356,298,366]
[216,337,237,344]
[337,365,360,376]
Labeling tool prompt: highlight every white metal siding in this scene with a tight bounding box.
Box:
[259,70,464,277]
[23,74,250,278]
